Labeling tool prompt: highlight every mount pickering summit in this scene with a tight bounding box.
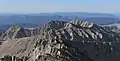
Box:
[0,20,120,61]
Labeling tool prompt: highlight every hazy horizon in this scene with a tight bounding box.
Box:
[0,0,120,13]
[0,12,117,14]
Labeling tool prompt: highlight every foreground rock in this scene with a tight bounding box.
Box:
[0,55,29,61]
[0,20,120,61]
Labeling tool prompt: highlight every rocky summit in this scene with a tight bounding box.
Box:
[0,20,120,61]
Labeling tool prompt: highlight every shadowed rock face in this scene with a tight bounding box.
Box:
[0,20,120,61]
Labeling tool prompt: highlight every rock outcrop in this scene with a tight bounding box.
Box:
[0,55,28,61]
[1,25,31,40]
[102,23,120,33]
[0,20,120,61]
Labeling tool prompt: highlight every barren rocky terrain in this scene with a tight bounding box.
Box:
[0,20,120,61]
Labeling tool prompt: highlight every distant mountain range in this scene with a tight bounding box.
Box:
[0,12,119,29]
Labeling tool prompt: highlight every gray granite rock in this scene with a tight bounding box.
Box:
[1,20,120,61]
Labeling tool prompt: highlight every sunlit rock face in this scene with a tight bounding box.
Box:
[70,20,94,28]
[1,25,31,40]
[0,20,120,61]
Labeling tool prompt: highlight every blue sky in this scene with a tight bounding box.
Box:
[0,0,120,13]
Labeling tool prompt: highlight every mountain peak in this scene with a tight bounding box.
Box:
[1,24,31,40]
[0,20,120,61]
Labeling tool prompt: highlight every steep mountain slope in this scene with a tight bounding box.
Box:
[0,20,120,61]
[102,22,120,33]
[1,25,31,41]
[0,36,36,58]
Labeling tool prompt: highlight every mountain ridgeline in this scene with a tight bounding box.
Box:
[0,20,120,61]
[0,12,119,30]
